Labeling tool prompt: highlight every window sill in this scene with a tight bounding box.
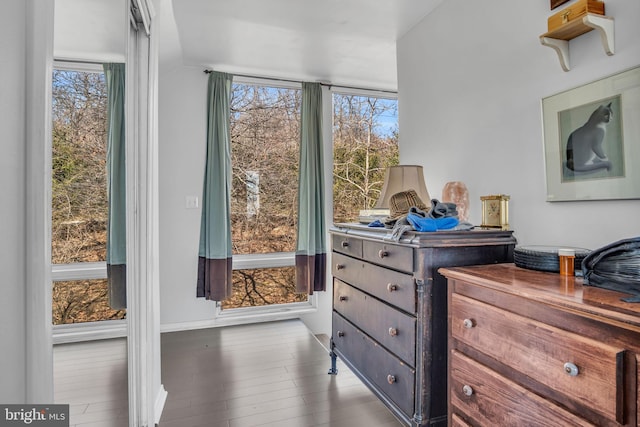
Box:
[53,319,126,344]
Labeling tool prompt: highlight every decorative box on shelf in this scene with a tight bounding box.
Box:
[539,0,614,71]
[547,0,605,33]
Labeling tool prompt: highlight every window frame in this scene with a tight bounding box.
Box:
[51,61,127,343]
[218,76,314,315]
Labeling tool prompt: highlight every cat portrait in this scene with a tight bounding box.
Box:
[559,96,624,182]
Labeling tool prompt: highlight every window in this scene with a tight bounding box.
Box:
[222,81,307,310]
[332,93,399,223]
[51,65,126,324]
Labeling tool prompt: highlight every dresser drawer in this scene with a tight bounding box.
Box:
[332,235,363,258]
[450,350,594,427]
[332,252,416,314]
[332,312,415,416]
[363,239,413,273]
[333,279,416,366]
[451,293,626,422]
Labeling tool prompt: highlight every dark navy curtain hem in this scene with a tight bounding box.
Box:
[197,256,233,301]
[295,253,327,295]
[107,264,127,309]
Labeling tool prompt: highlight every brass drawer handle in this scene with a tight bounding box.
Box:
[339,295,348,302]
[336,263,345,270]
[337,331,344,337]
[564,362,579,376]
[378,249,388,259]
[341,241,349,248]
[463,318,475,329]
[462,385,474,396]
[387,283,398,292]
[387,374,396,384]
[388,327,398,337]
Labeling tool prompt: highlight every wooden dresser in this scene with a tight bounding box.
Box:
[440,263,640,427]
[329,224,516,426]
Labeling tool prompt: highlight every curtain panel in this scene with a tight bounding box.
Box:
[104,63,127,310]
[197,71,234,301]
[295,82,327,294]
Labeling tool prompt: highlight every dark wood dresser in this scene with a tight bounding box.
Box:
[440,263,640,427]
[329,224,516,426]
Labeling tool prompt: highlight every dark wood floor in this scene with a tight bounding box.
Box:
[54,319,402,427]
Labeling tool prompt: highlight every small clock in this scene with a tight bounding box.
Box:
[480,194,510,229]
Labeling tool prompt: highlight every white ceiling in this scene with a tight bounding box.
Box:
[171,0,444,91]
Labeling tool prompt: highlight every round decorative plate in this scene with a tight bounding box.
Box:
[514,245,591,276]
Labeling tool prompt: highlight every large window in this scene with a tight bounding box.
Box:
[51,66,126,324]
[333,93,399,223]
[223,82,306,310]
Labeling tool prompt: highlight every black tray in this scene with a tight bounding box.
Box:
[514,245,591,276]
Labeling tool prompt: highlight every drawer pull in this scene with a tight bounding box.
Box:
[378,249,388,259]
[341,241,349,248]
[337,331,344,337]
[463,318,476,329]
[339,295,348,302]
[388,327,398,337]
[387,283,398,292]
[387,375,396,384]
[563,362,579,376]
[336,263,345,270]
[462,385,474,396]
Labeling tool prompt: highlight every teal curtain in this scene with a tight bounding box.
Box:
[295,82,326,294]
[104,63,126,309]
[197,71,234,301]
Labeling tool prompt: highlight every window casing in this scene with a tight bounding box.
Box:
[51,62,126,335]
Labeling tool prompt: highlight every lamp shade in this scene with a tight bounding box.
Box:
[375,165,431,209]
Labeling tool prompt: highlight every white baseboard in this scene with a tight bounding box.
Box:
[160,306,317,333]
[154,384,168,426]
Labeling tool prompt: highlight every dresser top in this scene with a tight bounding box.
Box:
[440,263,640,328]
[331,223,516,248]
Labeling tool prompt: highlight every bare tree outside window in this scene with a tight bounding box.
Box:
[333,94,399,223]
[51,68,126,324]
[223,87,398,310]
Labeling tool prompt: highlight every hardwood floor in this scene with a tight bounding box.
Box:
[54,319,402,427]
[53,338,129,427]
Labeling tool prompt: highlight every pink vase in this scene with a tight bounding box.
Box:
[442,181,469,222]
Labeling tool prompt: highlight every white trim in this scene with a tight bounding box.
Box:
[161,307,317,333]
[26,0,54,404]
[233,75,302,90]
[232,252,295,269]
[329,85,398,100]
[52,262,107,281]
[53,60,104,73]
[154,385,168,425]
[52,319,127,344]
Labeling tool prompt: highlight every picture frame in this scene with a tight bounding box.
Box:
[550,0,570,10]
[542,66,640,202]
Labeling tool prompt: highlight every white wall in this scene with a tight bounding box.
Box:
[0,0,27,403]
[156,1,332,334]
[398,0,640,250]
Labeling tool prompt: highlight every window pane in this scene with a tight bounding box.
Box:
[53,279,126,324]
[51,69,108,264]
[221,267,307,309]
[230,84,301,255]
[332,94,399,223]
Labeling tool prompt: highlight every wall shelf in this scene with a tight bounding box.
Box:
[540,13,614,71]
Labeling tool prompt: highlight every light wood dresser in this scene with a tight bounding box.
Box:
[440,263,640,427]
[329,224,516,426]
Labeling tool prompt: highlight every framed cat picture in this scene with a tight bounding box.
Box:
[542,66,640,201]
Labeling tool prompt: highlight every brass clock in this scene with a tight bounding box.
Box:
[480,194,510,229]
